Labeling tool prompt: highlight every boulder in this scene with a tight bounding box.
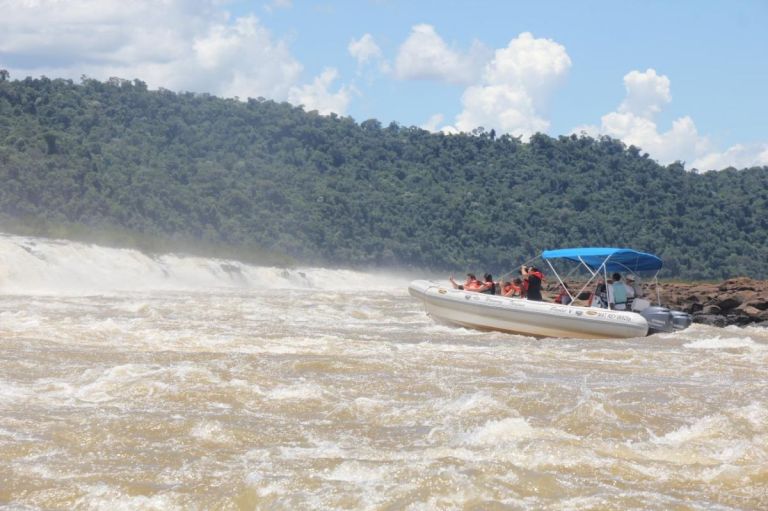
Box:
[726,313,754,326]
[744,297,768,311]
[717,296,743,311]
[718,277,757,292]
[685,302,703,314]
[737,304,768,321]
[715,291,756,311]
[693,314,727,327]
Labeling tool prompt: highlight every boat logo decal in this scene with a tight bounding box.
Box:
[438,289,447,294]
[549,305,587,317]
[582,310,633,322]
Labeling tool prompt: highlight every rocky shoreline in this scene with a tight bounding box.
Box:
[656,277,768,328]
[543,277,768,328]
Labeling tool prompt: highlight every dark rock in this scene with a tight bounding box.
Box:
[717,291,756,309]
[745,299,768,311]
[702,304,721,315]
[726,314,754,327]
[693,314,727,327]
[718,277,757,292]
[717,295,745,311]
[738,305,768,321]
[686,302,703,314]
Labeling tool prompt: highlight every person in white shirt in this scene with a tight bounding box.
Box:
[625,274,642,298]
[610,273,628,310]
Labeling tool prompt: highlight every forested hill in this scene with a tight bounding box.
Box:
[1,74,766,279]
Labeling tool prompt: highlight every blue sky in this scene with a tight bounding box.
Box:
[1,0,766,170]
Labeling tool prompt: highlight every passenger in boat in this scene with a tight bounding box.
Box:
[591,278,607,308]
[624,274,644,309]
[609,273,628,310]
[477,273,497,295]
[626,274,642,298]
[501,278,523,297]
[554,283,572,305]
[449,273,483,291]
[521,265,544,301]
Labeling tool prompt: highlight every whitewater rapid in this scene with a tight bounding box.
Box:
[1,234,766,510]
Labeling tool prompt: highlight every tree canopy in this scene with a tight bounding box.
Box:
[0,73,766,279]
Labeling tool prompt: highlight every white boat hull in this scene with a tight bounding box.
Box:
[409,280,649,339]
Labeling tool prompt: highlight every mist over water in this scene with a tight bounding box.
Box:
[1,234,767,510]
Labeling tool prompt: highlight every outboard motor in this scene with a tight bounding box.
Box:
[640,306,673,334]
[670,310,693,331]
[639,306,693,334]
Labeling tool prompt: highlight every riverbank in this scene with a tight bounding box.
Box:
[658,277,768,327]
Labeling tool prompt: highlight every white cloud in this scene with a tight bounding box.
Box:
[577,68,768,170]
[190,15,302,100]
[348,34,382,66]
[453,84,548,137]
[618,68,671,117]
[0,0,352,112]
[394,24,489,85]
[265,0,293,12]
[444,32,571,139]
[692,143,768,170]
[481,32,571,111]
[421,113,445,132]
[0,1,207,67]
[599,112,710,164]
[288,68,352,115]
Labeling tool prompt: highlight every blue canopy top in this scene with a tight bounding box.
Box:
[541,247,663,273]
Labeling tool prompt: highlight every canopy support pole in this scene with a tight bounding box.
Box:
[601,257,612,310]
[545,259,575,305]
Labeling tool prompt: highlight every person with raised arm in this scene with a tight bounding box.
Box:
[449,273,483,291]
[521,265,544,301]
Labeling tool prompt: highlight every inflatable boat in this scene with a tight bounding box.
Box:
[409,247,692,339]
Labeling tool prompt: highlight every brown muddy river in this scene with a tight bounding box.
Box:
[1,234,767,510]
